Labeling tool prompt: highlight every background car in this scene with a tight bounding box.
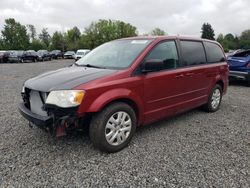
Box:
[75,49,90,61]
[37,50,52,61]
[8,50,24,63]
[50,50,63,59]
[0,51,10,63]
[228,49,250,86]
[21,50,38,62]
[63,51,75,59]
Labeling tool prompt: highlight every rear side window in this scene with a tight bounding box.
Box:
[145,41,179,70]
[204,42,225,63]
[180,41,206,66]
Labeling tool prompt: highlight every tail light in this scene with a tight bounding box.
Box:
[247,62,250,68]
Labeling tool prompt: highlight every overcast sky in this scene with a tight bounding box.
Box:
[0,0,249,37]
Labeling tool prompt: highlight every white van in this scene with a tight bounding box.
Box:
[75,49,91,61]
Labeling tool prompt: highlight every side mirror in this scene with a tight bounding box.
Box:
[142,59,164,73]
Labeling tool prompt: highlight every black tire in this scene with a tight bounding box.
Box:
[247,81,250,87]
[203,84,222,112]
[89,102,137,153]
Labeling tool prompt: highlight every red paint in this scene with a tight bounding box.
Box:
[74,36,228,126]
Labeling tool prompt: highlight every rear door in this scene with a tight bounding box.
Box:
[178,40,210,107]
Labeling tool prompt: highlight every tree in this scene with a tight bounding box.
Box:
[83,19,138,49]
[239,30,250,49]
[30,39,46,51]
[1,18,30,50]
[39,28,50,48]
[0,38,3,49]
[150,28,166,36]
[27,24,36,41]
[65,26,81,51]
[217,34,224,44]
[201,23,215,40]
[51,31,67,51]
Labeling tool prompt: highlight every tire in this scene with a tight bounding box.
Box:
[203,84,222,112]
[247,81,250,87]
[89,102,137,153]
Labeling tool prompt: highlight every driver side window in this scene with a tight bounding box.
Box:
[145,41,179,70]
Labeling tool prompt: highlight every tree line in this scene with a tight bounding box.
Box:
[0,18,249,52]
[0,18,166,52]
[201,23,250,52]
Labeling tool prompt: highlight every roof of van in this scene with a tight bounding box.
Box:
[120,35,217,43]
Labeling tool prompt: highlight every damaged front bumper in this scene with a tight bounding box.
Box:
[18,102,85,136]
[19,102,53,127]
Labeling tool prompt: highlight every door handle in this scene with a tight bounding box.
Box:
[175,74,184,79]
[185,72,194,77]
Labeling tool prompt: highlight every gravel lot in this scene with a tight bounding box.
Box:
[0,60,250,187]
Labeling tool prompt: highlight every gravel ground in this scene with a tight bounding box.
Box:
[0,60,250,187]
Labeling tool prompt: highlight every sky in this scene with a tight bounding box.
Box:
[0,0,249,37]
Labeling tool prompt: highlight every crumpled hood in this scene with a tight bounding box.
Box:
[24,66,117,92]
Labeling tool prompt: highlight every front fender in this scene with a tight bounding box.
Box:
[88,88,142,111]
[83,88,144,123]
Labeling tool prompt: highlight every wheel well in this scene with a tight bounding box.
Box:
[102,98,139,120]
[216,80,224,92]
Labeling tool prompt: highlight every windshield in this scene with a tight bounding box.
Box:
[77,52,85,55]
[76,39,152,69]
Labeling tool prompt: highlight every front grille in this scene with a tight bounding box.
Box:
[23,88,48,116]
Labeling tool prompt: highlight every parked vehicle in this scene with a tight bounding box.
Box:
[63,51,75,59]
[19,36,228,152]
[0,51,10,63]
[228,49,250,86]
[37,50,52,61]
[50,50,63,59]
[8,50,24,63]
[75,49,90,61]
[21,50,38,62]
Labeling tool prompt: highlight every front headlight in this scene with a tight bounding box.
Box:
[46,90,85,108]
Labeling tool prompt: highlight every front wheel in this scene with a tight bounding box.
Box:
[89,102,137,153]
[203,84,222,112]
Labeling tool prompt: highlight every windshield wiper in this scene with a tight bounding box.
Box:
[80,64,106,69]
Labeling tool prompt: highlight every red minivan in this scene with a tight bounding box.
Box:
[19,36,229,152]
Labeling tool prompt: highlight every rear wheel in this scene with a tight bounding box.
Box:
[203,84,222,112]
[89,102,137,153]
[247,80,250,87]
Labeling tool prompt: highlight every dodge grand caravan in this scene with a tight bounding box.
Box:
[19,36,228,152]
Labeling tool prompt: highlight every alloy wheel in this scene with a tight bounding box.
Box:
[105,111,132,146]
[211,88,221,109]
